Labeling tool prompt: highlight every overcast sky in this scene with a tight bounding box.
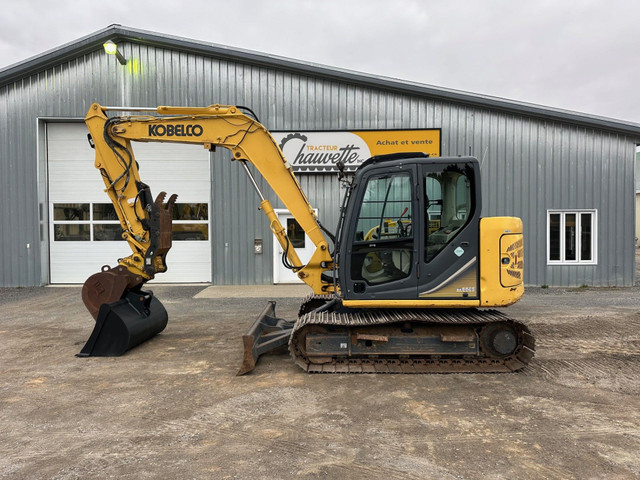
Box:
[1,0,638,123]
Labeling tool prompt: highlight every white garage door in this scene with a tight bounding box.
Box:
[48,122,211,283]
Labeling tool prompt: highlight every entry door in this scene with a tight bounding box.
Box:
[344,167,418,299]
[273,210,316,284]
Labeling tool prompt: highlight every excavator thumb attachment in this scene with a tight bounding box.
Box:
[237,301,294,375]
[77,289,168,357]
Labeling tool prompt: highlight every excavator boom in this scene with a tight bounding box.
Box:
[84,103,333,292]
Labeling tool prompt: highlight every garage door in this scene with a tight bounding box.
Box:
[47,123,211,283]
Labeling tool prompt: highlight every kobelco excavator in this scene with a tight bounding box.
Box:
[78,103,534,374]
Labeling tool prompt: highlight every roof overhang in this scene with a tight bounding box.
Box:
[1,24,639,138]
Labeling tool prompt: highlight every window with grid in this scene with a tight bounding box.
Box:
[547,210,597,265]
[52,202,209,242]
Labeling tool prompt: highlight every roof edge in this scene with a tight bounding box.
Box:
[0,24,122,83]
[1,24,639,137]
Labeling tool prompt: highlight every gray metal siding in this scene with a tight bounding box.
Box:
[0,41,637,287]
[210,156,343,285]
[1,83,40,286]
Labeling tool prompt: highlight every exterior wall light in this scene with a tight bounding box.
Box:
[103,40,127,65]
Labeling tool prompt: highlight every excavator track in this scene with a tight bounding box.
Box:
[298,294,335,317]
[289,306,535,374]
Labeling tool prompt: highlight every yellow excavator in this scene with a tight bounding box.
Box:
[77,103,534,374]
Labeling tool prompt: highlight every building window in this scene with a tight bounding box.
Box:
[547,210,597,265]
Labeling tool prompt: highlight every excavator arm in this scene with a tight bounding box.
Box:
[79,103,333,359]
[84,103,333,295]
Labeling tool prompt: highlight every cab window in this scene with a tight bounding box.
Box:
[424,165,473,262]
[351,173,413,285]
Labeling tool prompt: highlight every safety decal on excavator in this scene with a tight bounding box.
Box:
[506,269,522,280]
[504,237,524,282]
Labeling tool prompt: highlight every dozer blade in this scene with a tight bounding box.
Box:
[77,289,168,357]
[237,301,294,376]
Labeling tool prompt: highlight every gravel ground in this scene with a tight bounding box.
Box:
[1,282,639,479]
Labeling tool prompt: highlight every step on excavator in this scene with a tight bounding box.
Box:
[78,103,535,373]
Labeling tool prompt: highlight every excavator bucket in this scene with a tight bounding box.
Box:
[237,301,294,375]
[77,189,176,357]
[77,289,168,357]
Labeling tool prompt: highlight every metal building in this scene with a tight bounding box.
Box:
[1,24,639,287]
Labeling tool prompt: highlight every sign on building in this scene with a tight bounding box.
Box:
[272,129,441,173]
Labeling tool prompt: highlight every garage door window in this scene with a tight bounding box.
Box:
[93,203,121,241]
[172,203,209,241]
[53,202,209,242]
[53,203,91,241]
[53,203,121,241]
[547,210,597,264]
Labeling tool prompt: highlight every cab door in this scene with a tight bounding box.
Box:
[417,160,480,300]
[343,165,418,300]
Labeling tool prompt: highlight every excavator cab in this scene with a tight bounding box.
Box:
[339,154,481,303]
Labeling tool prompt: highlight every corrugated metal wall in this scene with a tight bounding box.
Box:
[0,41,637,286]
